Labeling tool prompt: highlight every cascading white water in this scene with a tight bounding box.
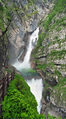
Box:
[12,27,43,114]
[12,27,39,70]
[27,78,43,113]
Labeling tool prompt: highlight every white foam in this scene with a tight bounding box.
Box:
[12,27,43,113]
[26,78,43,114]
[12,27,39,71]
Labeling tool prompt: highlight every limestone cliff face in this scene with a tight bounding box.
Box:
[0,34,9,79]
[32,0,66,115]
[0,0,66,116]
[0,1,9,78]
[8,0,53,63]
[0,0,53,76]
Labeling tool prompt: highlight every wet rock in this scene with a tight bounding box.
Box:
[18,47,26,62]
[0,29,2,36]
[18,32,30,61]
[31,61,36,69]
[41,98,47,113]
[46,67,54,74]
[45,90,50,103]
[46,77,57,86]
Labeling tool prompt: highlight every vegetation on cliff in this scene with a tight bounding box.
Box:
[32,0,66,110]
[1,73,44,119]
[0,0,11,34]
[0,0,37,73]
[0,0,12,72]
[0,0,66,118]
[1,73,58,119]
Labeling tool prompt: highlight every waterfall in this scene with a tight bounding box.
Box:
[26,78,43,113]
[12,27,39,70]
[12,27,43,114]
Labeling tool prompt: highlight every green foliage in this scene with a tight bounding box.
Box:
[48,114,56,119]
[37,64,47,71]
[48,114,62,119]
[32,0,66,114]
[37,32,45,46]
[2,73,59,119]
[0,0,11,32]
[34,0,66,55]
[0,0,37,33]
[27,0,36,4]
[21,68,36,74]
[43,0,66,30]
[26,10,38,17]
[52,77,66,104]
[2,73,44,119]
[21,68,37,77]
[33,32,46,55]
[49,50,66,59]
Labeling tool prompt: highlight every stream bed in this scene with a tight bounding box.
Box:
[12,27,43,114]
[11,27,66,118]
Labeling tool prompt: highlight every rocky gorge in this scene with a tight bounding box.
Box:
[8,0,54,64]
[0,0,66,119]
[31,0,66,118]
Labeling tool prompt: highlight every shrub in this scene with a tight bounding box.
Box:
[2,73,44,119]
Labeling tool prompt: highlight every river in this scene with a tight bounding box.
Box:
[12,27,43,114]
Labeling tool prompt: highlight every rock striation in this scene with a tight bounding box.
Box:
[31,0,66,117]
